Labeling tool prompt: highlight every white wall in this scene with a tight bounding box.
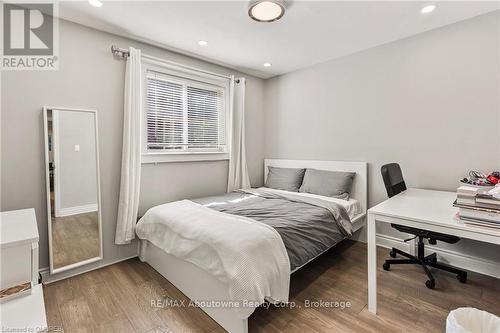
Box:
[0,19,266,279]
[264,12,500,274]
[55,110,98,211]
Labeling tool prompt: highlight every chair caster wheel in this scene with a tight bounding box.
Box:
[389,249,397,258]
[425,279,435,289]
[457,274,467,283]
[382,262,390,271]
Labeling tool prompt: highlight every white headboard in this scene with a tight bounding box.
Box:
[264,159,368,215]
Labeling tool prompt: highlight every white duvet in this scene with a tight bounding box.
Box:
[135,199,290,318]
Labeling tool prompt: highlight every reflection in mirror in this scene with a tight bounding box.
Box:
[44,108,103,273]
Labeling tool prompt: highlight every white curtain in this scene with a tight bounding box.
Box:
[227,77,251,192]
[115,47,142,244]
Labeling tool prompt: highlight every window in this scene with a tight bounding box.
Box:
[142,62,230,163]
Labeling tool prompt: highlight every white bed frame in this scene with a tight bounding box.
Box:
[139,159,367,333]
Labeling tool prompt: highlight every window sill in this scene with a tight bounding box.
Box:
[141,152,229,164]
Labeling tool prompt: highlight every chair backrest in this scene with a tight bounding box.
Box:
[381,163,407,198]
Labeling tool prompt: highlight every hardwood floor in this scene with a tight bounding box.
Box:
[52,212,100,269]
[43,241,500,332]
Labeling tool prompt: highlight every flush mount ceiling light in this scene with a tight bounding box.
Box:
[421,4,437,14]
[263,62,272,67]
[88,0,103,7]
[198,40,208,46]
[248,0,285,22]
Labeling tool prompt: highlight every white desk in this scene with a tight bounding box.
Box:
[367,188,500,314]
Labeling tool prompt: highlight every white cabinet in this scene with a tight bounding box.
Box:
[1,243,33,291]
[1,284,47,332]
[1,208,47,331]
[1,208,39,297]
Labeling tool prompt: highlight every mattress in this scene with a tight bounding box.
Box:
[193,188,356,272]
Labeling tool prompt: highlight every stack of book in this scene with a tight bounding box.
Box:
[454,185,500,229]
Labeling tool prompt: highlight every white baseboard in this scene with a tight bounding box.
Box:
[55,203,97,217]
[424,245,500,279]
[376,233,500,279]
[40,254,138,284]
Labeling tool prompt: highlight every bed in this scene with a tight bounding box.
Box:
[137,159,367,333]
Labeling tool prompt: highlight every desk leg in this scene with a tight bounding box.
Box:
[367,212,377,314]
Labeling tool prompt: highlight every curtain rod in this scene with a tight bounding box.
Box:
[111,45,129,58]
[110,45,238,82]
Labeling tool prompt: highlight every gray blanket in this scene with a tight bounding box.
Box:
[193,188,351,272]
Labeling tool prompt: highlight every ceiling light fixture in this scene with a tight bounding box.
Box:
[248,0,285,22]
[88,0,103,7]
[421,4,437,14]
[263,62,272,67]
[198,40,208,46]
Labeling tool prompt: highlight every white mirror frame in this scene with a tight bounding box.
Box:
[43,106,103,274]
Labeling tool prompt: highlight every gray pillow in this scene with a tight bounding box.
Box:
[265,166,306,192]
[299,169,355,199]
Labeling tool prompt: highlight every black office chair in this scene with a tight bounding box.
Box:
[380,163,467,289]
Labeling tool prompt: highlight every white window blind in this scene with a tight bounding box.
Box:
[146,70,227,153]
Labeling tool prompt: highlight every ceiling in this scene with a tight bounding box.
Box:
[58,1,499,79]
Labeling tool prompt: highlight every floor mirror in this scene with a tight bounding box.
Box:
[43,107,103,274]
